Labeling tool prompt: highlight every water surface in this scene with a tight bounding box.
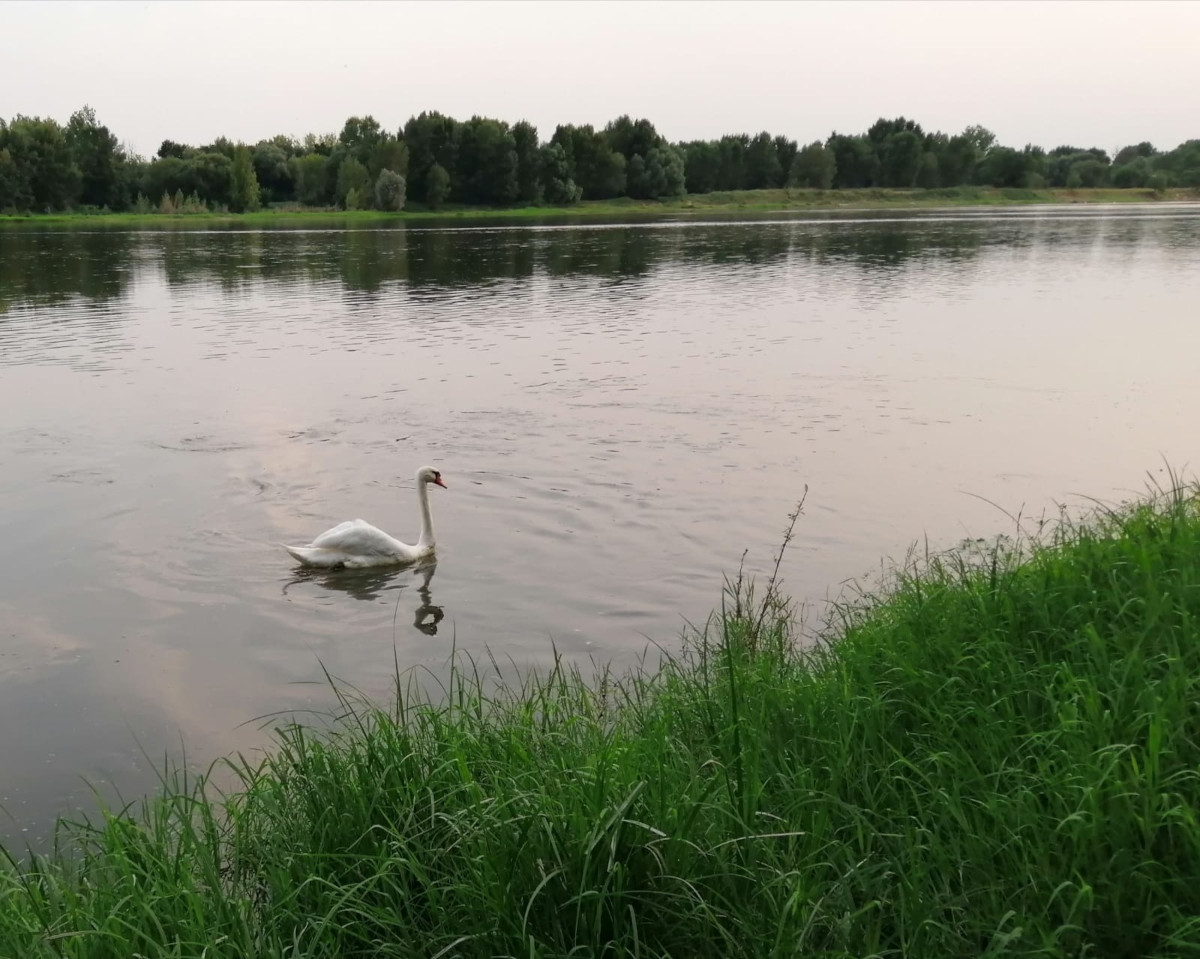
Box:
[2,206,1199,845]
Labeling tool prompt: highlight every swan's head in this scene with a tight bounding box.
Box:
[417,465,447,489]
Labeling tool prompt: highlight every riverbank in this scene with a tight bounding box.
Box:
[2,186,1196,229]
[4,481,1200,957]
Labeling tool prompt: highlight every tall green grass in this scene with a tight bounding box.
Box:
[1,186,1195,230]
[3,481,1200,957]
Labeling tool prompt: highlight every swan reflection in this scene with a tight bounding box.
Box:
[282,561,446,635]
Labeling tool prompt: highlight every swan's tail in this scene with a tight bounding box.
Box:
[282,544,345,567]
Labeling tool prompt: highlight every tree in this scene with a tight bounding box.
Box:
[0,143,30,210]
[827,134,878,188]
[404,111,460,203]
[974,146,1029,188]
[0,115,81,210]
[539,143,580,204]
[512,120,541,202]
[551,124,625,199]
[291,153,330,206]
[715,134,749,190]
[367,137,408,182]
[336,157,369,208]
[878,130,924,187]
[65,106,125,208]
[745,132,783,189]
[915,151,940,188]
[230,144,260,212]
[1114,142,1156,166]
[774,135,798,184]
[1111,157,1151,188]
[788,141,836,189]
[934,134,978,186]
[867,116,925,146]
[681,140,720,194]
[374,169,405,211]
[1155,139,1200,187]
[604,115,663,164]
[457,117,519,205]
[339,116,381,147]
[189,152,234,207]
[1067,158,1108,188]
[157,139,189,159]
[252,141,294,204]
[425,162,451,209]
[627,145,686,198]
[962,125,997,158]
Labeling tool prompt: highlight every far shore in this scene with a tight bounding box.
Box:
[2,186,1196,229]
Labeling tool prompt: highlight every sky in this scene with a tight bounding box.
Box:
[2,0,1198,158]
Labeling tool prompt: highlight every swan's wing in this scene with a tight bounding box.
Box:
[309,519,405,555]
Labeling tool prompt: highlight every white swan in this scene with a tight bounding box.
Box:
[283,465,447,568]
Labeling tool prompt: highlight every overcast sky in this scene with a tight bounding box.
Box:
[3,0,1197,158]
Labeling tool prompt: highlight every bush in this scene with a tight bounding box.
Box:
[373,168,405,211]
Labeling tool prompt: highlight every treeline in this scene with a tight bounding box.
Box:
[2,107,1199,215]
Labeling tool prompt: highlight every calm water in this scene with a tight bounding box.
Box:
[2,206,1199,845]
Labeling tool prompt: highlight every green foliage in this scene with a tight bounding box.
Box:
[962,123,997,157]
[1070,158,1109,188]
[373,168,405,212]
[975,145,1029,187]
[551,123,626,199]
[3,106,1195,215]
[425,161,451,209]
[827,133,878,188]
[681,139,720,193]
[335,156,369,208]
[712,134,748,190]
[0,145,26,211]
[404,111,460,204]
[538,142,580,204]
[156,139,188,160]
[933,133,978,187]
[604,114,663,163]
[1114,141,1157,165]
[1154,139,1200,187]
[251,141,293,205]
[65,106,126,209]
[0,115,81,211]
[915,150,940,188]
[230,144,260,212]
[290,152,329,206]
[627,145,686,199]
[788,140,836,189]
[367,137,408,183]
[512,119,541,202]
[186,152,234,208]
[458,117,519,205]
[878,129,924,187]
[4,483,1200,957]
[773,135,798,183]
[745,131,784,189]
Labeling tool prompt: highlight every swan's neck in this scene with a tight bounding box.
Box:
[416,479,435,549]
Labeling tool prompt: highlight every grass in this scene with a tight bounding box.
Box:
[1,186,1196,230]
[3,478,1200,957]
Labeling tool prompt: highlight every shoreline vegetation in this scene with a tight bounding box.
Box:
[2,186,1197,229]
[3,106,1198,222]
[3,479,1200,957]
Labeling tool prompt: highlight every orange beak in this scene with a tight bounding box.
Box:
[433,477,448,489]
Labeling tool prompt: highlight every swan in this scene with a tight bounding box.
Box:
[283,465,447,568]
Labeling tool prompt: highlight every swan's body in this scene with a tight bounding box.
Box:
[283,466,447,568]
